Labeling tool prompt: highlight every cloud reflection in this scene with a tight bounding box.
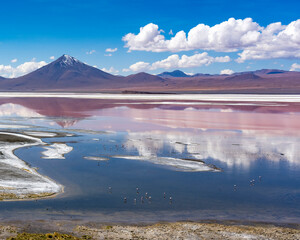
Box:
[126,130,300,169]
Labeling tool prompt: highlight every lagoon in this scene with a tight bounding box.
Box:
[0,95,299,224]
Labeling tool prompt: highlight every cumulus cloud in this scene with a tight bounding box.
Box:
[290,63,300,71]
[123,18,300,62]
[126,52,230,72]
[50,56,55,60]
[101,67,119,74]
[220,69,234,75]
[86,50,96,55]
[105,48,118,53]
[125,61,150,72]
[11,59,17,63]
[0,60,47,78]
[123,19,260,52]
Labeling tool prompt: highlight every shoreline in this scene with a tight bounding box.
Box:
[0,219,299,239]
[0,132,64,201]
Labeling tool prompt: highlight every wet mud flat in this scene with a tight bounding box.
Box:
[0,220,300,240]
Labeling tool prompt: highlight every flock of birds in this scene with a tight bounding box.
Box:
[93,137,265,206]
[107,186,173,205]
[234,175,262,191]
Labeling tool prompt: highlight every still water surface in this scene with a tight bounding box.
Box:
[0,96,299,223]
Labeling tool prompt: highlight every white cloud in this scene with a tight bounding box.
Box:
[220,69,234,75]
[127,61,150,72]
[11,59,17,63]
[184,72,194,76]
[123,23,165,52]
[290,63,300,71]
[105,48,118,53]
[101,67,119,74]
[50,56,55,60]
[127,52,230,72]
[0,65,13,77]
[86,50,96,55]
[104,53,112,57]
[0,60,47,78]
[123,18,300,62]
[123,19,260,53]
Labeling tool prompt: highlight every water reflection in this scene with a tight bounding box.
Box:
[125,130,300,169]
[0,96,300,223]
[0,97,300,170]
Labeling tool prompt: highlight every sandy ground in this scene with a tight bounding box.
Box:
[0,221,300,240]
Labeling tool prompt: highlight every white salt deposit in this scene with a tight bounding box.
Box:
[41,143,73,159]
[84,156,109,161]
[0,93,299,103]
[0,124,30,129]
[112,155,220,172]
[0,132,63,198]
[24,131,57,137]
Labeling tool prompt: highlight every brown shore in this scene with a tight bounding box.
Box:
[1,220,300,240]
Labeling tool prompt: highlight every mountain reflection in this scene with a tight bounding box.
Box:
[0,97,299,169]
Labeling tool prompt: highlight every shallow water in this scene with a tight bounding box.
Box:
[0,96,299,223]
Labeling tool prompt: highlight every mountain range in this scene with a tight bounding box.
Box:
[0,54,300,93]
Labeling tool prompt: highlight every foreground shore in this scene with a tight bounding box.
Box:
[1,221,300,239]
[0,131,64,201]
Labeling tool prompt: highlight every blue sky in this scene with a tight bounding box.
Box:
[1,0,300,77]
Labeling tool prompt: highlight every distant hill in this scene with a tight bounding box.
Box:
[192,73,212,77]
[0,55,300,93]
[225,73,261,81]
[253,69,287,75]
[158,70,190,78]
[125,72,165,84]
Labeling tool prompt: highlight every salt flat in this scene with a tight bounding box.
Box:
[0,92,300,102]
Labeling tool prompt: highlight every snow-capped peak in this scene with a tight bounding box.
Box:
[59,54,80,66]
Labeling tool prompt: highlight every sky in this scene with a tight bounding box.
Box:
[1,0,300,77]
